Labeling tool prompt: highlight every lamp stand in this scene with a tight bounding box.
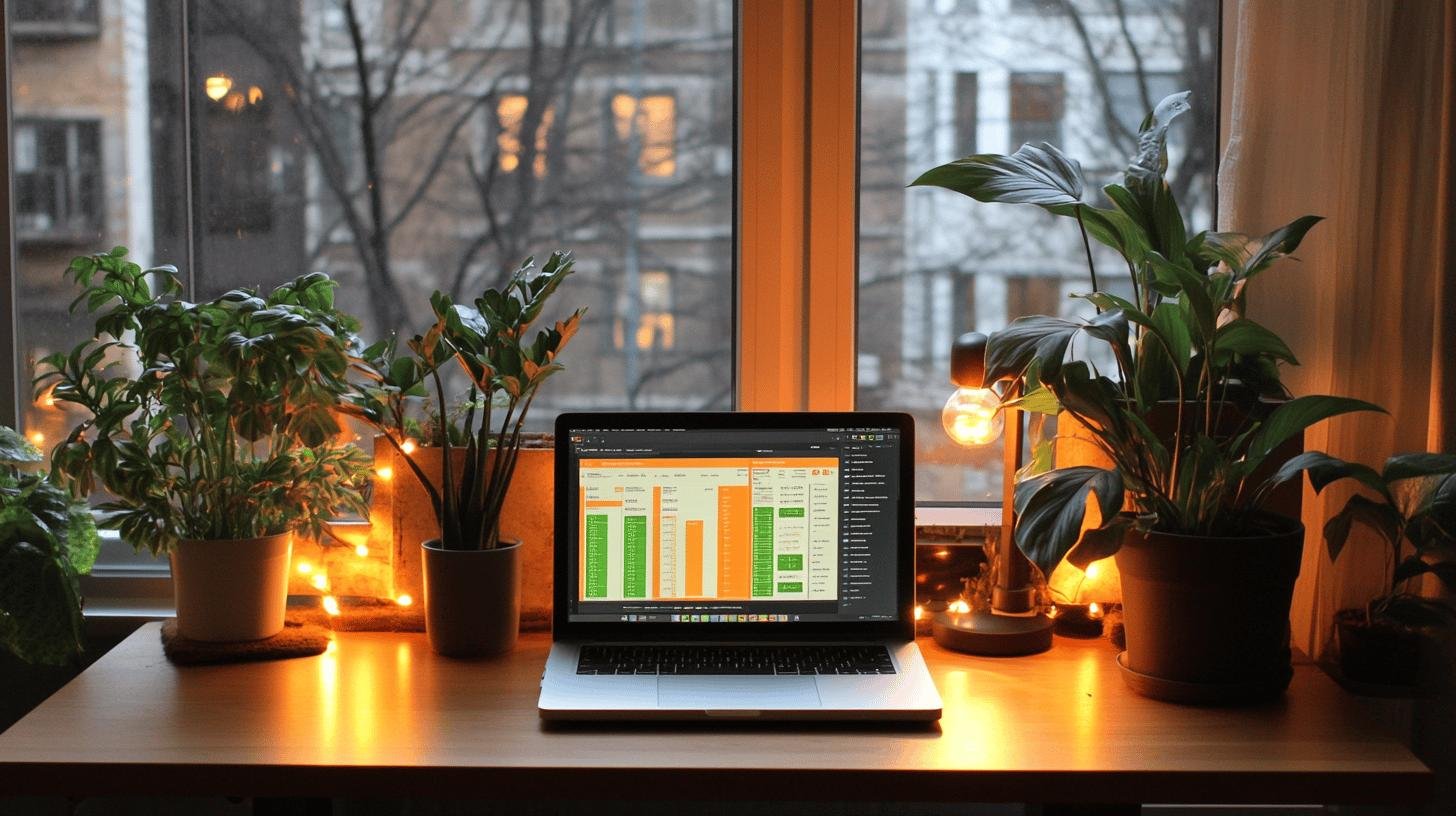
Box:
[932,395,1053,656]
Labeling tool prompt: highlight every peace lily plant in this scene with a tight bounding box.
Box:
[912,92,1382,576]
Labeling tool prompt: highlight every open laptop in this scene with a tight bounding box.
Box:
[538,411,942,721]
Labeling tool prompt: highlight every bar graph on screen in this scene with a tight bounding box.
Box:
[578,458,839,602]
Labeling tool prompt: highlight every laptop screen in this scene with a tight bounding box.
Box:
[562,420,906,625]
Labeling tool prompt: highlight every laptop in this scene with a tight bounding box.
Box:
[538,411,942,721]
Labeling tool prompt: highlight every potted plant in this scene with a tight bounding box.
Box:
[37,248,371,643]
[347,252,584,657]
[0,426,99,665]
[912,93,1383,701]
[1276,451,1456,688]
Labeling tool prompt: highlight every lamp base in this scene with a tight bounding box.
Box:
[931,610,1053,656]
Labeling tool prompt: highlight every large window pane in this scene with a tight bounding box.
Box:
[16,0,736,463]
[857,0,1219,502]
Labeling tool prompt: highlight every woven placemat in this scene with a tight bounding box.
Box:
[160,617,332,666]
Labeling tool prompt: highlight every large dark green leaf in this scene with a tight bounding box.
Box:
[1245,396,1386,464]
[1213,318,1299,365]
[910,142,1085,209]
[1382,453,1456,483]
[1013,466,1125,575]
[1267,451,1385,496]
[1392,556,1456,592]
[1244,215,1324,278]
[1325,493,1400,561]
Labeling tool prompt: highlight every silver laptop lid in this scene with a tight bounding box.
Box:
[553,412,915,642]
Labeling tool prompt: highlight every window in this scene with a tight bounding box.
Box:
[857,0,1219,502]
[496,94,554,177]
[12,0,100,40]
[200,74,276,233]
[953,72,978,155]
[1009,72,1065,148]
[610,93,678,178]
[13,119,103,244]
[614,270,675,351]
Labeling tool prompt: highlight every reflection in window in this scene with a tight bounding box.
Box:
[201,74,275,233]
[615,270,675,351]
[14,119,103,243]
[1009,72,1064,147]
[12,0,100,40]
[611,93,677,178]
[497,94,554,177]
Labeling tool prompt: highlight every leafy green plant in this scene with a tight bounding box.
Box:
[1274,451,1456,628]
[0,426,99,665]
[35,247,371,554]
[912,93,1383,574]
[346,252,585,551]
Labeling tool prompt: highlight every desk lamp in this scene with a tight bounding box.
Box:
[932,331,1053,656]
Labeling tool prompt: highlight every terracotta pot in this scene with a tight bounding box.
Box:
[170,532,292,642]
[1335,609,1422,687]
[1114,514,1303,701]
[422,538,521,657]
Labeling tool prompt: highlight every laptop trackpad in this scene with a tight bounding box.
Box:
[658,676,822,710]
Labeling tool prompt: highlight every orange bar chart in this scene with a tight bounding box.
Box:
[716,484,751,598]
[685,520,704,597]
[651,485,662,598]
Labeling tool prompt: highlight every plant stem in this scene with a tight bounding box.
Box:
[1074,206,1101,308]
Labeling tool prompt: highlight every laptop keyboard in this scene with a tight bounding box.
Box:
[575,644,897,676]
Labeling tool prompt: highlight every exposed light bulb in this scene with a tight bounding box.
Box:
[941,387,1004,447]
[375,466,394,481]
[296,561,314,575]
[396,594,413,608]
[949,599,971,615]
[26,431,44,446]
[355,544,369,558]
[204,74,233,102]
[311,573,328,591]
[400,439,417,455]
[1088,602,1104,619]
[322,595,341,616]
[914,605,924,621]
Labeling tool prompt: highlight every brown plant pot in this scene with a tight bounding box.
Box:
[1114,514,1303,702]
[1335,609,1422,688]
[422,538,521,657]
[170,532,293,642]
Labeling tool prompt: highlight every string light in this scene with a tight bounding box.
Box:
[913,605,924,621]
[400,439,418,455]
[396,594,414,608]
[355,544,369,558]
[1089,602,1103,618]
[311,573,328,591]
[1085,561,1101,581]
[322,595,341,616]
[204,74,233,101]
[949,599,971,615]
[26,431,44,445]
[375,466,394,481]
[296,561,313,575]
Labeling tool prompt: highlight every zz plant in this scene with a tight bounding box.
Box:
[912,93,1382,574]
[347,251,585,551]
[36,248,371,554]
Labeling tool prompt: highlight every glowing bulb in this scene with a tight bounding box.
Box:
[949,599,971,615]
[26,431,44,445]
[1085,561,1100,580]
[322,595,341,616]
[311,573,328,591]
[941,387,1004,447]
[396,594,413,607]
[247,85,264,104]
[375,466,394,481]
[297,561,314,575]
[204,74,233,101]
[355,544,369,558]
[914,605,924,621]
[400,439,417,455]
[1047,605,1060,619]
[1089,602,1103,619]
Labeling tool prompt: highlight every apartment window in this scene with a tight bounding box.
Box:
[614,270,676,351]
[1005,275,1063,321]
[12,0,100,40]
[610,93,678,178]
[1106,71,1184,141]
[951,272,977,336]
[13,119,103,244]
[953,72,978,156]
[496,94,554,177]
[1009,72,1065,148]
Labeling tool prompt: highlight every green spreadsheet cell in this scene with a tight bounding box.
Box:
[777,554,803,571]
[777,506,805,518]
[622,515,648,598]
[584,515,609,598]
[776,581,803,593]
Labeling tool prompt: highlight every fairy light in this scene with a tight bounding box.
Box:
[914,605,924,621]
[355,544,370,558]
[375,466,394,481]
[204,74,233,101]
[1085,561,1101,581]
[26,430,44,446]
[322,595,341,616]
[400,439,418,455]
[949,599,970,615]
[1089,602,1103,618]
[296,561,314,575]
[396,594,414,608]
[311,573,328,591]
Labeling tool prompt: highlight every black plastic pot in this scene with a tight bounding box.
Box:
[1335,609,1422,687]
[422,538,521,657]
[1114,514,1303,703]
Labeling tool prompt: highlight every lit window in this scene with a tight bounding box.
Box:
[611,93,677,178]
[614,270,675,351]
[496,94,554,177]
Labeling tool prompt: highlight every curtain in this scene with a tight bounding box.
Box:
[1219,0,1456,662]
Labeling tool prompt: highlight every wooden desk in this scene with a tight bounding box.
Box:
[0,625,1430,806]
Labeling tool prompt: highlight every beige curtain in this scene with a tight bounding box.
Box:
[1220,0,1456,660]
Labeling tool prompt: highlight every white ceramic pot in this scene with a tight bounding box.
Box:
[170,532,293,642]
